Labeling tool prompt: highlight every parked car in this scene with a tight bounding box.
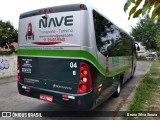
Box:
[146,52,157,60]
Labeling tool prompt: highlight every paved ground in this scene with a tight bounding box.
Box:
[0,61,151,120]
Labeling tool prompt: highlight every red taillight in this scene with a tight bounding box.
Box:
[80,4,85,9]
[81,84,87,91]
[77,62,92,94]
[17,58,22,82]
[18,73,21,82]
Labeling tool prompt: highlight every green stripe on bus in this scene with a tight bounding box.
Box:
[108,66,129,77]
[18,49,106,75]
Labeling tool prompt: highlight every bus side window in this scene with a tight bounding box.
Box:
[93,10,114,57]
[93,10,132,58]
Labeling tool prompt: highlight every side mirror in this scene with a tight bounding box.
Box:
[137,46,140,51]
[135,43,140,51]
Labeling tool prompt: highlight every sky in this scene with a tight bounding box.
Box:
[0,0,139,33]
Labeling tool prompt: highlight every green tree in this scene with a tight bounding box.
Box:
[0,20,18,48]
[155,29,160,50]
[124,0,160,20]
[131,15,160,50]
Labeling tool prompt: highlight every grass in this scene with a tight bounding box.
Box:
[122,61,160,120]
[150,65,159,75]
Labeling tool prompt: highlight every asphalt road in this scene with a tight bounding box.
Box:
[0,61,151,120]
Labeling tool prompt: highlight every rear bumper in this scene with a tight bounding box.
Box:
[18,82,94,110]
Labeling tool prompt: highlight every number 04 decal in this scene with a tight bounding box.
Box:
[70,62,77,68]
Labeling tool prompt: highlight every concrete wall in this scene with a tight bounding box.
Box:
[0,54,17,78]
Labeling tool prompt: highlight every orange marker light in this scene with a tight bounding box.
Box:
[98,87,102,92]
[17,64,20,69]
[83,70,87,75]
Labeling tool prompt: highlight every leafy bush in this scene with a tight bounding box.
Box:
[157,51,160,57]
[0,51,13,55]
[137,56,147,60]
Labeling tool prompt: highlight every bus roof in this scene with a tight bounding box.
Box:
[19,3,130,35]
[20,3,88,19]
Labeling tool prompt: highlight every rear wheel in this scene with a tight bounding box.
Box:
[130,66,136,79]
[113,78,122,97]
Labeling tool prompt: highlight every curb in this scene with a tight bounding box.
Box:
[114,61,152,120]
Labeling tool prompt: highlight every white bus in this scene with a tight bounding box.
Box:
[18,3,139,110]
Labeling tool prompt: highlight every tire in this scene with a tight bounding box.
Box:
[113,80,121,97]
[130,66,136,79]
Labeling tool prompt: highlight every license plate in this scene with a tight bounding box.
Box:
[40,94,53,102]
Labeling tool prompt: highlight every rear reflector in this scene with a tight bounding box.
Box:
[62,94,68,99]
[26,87,31,91]
[62,94,75,99]
[22,86,31,91]
[78,100,81,105]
